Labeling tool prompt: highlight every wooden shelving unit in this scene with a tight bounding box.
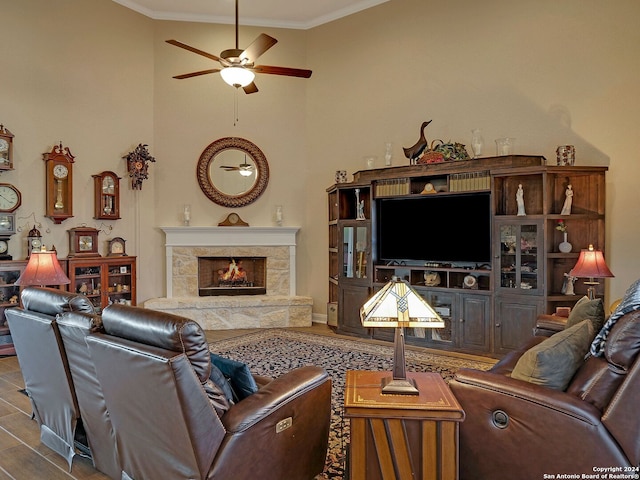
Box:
[327,156,607,357]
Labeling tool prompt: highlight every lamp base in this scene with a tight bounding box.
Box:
[381,376,419,395]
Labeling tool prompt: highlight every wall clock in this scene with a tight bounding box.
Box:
[67,227,100,257]
[107,237,126,256]
[43,143,74,224]
[0,184,21,212]
[93,171,121,220]
[0,125,14,171]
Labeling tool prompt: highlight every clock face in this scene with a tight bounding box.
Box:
[0,185,20,212]
[0,240,7,254]
[102,176,115,194]
[53,164,69,179]
[111,241,124,254]
[79,235,93,251]
[0,139,8,163]
[31,238,42,248]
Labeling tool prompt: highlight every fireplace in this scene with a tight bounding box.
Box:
[145,226,313,330]
[198,257,266,296]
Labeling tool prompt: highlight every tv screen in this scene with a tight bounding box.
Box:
[376,193,491,264]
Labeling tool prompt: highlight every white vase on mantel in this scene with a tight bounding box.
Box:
[559,232,572,253]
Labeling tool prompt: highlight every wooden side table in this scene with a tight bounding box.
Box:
[344,370,465,480]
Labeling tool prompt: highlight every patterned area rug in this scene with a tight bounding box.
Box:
[209,329,494,479]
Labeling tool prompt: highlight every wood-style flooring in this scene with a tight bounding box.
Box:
[0,324,492,479]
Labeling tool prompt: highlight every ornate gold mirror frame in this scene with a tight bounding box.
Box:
[196,137,269,208]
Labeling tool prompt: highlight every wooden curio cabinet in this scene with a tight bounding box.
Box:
[66,256,136,312]
[328,156,607,357]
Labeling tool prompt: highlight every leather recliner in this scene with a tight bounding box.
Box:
[450,309,640,479]
[86,303,332,480]
[5,287,96,470]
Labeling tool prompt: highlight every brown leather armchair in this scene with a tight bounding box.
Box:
[86,303,332,480]
[450,309,640,479]
[5,287,96,470]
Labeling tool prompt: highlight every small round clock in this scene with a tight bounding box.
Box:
[0,184,21,212]
[53,164,69,179]
[0,240,8,254]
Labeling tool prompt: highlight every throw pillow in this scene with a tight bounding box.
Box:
[566,296,605,333]
[210,353,258,402]
[511,319,594,391]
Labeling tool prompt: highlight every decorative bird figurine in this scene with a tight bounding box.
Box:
[403,120,432,162]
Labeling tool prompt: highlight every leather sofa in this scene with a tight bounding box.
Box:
[8,287,332,479]
[450,302,640,479]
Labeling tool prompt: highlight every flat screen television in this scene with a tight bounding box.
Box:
[376,193,492,264]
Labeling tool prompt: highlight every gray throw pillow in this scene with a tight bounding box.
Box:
[566,296,604,333]
[511,319,594,390]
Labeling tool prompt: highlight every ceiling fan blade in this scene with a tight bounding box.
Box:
[166,39,220,62]
[243,82,259,94]
[240,34,277,63]
[220,165,240,170]
[173,69,220,79]
[252,65,312,78]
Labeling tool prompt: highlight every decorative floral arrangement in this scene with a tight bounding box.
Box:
[556,219,568,232]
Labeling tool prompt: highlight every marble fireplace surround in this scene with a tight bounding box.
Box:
[143,226,313,330]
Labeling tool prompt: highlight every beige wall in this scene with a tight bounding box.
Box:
[3,0,639,310]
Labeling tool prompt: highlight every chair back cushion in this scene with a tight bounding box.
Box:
[101,303,211,382]
[20,286,95,315]
[56,311,121,479]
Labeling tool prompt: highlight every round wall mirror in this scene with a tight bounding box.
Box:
[196,137,269,207]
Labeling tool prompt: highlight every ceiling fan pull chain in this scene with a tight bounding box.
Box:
[234,88,239,126]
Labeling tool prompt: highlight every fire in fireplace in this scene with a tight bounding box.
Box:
[198,257,266,296]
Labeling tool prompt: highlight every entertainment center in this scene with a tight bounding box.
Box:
[327,155,607,356]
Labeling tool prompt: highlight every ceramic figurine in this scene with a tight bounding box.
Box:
[516,184,526,216]
[561,184,573,215]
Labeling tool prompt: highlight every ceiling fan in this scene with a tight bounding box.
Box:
[166,0,312,94]
[220,157,254,176]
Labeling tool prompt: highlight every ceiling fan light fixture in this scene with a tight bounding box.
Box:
[220,66,255,87]
[239,168,253,177]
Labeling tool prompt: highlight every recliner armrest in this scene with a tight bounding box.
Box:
[534,314,568,337]
[452,368,601,423]
[222,366,330,432]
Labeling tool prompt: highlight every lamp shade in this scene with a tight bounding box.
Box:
[570,245,614,279]
[361,277,444,328]
[220,66,255,87]
[15,250,70,286]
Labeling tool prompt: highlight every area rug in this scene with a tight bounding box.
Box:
[209,329,495,479]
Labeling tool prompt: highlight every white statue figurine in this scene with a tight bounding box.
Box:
[561,184,573,215]
[355,188,366,220]
[562,272,576,296]
[516,184,526,216]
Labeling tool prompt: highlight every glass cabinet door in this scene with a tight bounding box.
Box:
[341,222,370,281]
[496,221,542,294]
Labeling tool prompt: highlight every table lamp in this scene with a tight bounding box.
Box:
[570,244,614,300]
[360,276,444,395]
[15,249,70,287]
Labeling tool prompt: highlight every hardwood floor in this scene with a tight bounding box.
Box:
[0,324,493,479]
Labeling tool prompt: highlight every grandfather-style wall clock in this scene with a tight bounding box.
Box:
[93,171,121,220]
[67,227,100,257]
[0,125,14,171]
[43,142,74,224]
